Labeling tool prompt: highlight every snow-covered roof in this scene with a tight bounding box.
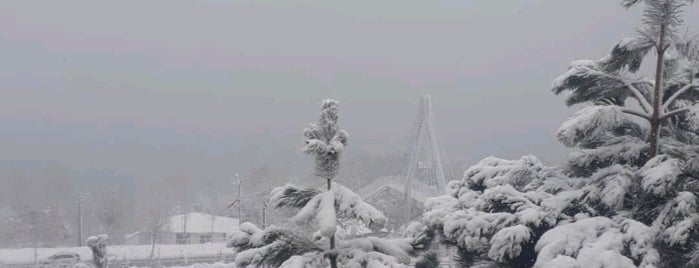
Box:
[165,213,239,234]
[359,176,431,204]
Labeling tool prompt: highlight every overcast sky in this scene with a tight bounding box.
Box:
[1,0,698,184]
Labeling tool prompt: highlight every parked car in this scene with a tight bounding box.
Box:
[39,251,81,268]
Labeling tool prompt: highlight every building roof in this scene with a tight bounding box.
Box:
[359,176,431,204]
[165,212,239,234]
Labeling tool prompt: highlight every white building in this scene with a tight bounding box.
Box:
[126,212,239,245]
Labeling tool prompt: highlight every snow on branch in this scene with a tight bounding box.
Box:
[303,99,349,180]
[557,105,627,147]
[534,217,638,268]
[339,249,407,268]
[340,237,414,264]
[290,182,386,240]
[552,59,653,112]
[581,165,634,211]
[620,219,660,266]
[487,225,533,263]
[463,155,547,191]
[280,253,326,268]
[269,183,322,209]
[652,192,699,246]
[662,82,698,111]
[640,155,683,196]
[601,36,655,73]
[568,136,647,170]
[333,183,386,230]
[475,184,553,227]
[441,209,518,251]
[228,223,321,267]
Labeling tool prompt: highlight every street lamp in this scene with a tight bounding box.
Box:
[233,173,243,224]
[262,201,268,228]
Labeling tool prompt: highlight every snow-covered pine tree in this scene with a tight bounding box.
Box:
[86,234,108,268]
[552,1,699,264]
[229,182,424,267]
[416,1,699,267]
[553,0,699,171]
[227,100,431,267]
[301,99,349,268]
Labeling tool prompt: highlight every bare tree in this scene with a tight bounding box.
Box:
[141,180,175,268]
[91,187,126,244]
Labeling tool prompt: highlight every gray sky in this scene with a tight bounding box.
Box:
[1,0,698,184]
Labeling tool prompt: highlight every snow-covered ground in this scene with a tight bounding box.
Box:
[0,243,234,265]
[159,262,235,268]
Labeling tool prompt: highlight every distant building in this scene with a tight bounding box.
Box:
[361,96,453,230]
[360,176,427,230]
[125,212,239,245]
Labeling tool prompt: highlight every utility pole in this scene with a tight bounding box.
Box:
[183,204,188,244]
[234,173,243,224]
[78,192,87,246]
[261,201,267,228]
[29,208,38,268]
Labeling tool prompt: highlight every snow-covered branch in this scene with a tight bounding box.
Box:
[269,183,322,209]
[662,82,698,111]
[620,107,651,120]
[575,62,653,113]
[291,182,386,239]
[661,107,692,120]
[598,70,654,113]
[622,79,654,113]
[576,62,652,113]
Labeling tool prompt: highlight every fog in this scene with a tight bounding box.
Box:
[1,0,698,247]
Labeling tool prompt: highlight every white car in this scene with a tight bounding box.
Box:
[39,251,81,268]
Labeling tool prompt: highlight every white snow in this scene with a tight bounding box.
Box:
[340,237,412,264]
[487,224,532,262]
[279,253,324,268]
[640,155,682,196]
[463,155,545,190]
[315,190,338,240]
[551,59,597,91]
[568,137,647,169]
[557,105,625,147]
[620,219,658,266]
[163,262,235,268]
[582,165,633,210]
[535,217,617,267]
[291,182,386,239]
[0,243,233,265]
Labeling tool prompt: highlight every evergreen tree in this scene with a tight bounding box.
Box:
[301,99,349,268]
[417,1,699,267]
[553,0,699,168]
[227,100,429,267]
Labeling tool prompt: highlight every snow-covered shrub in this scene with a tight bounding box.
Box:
[86,234,109,268]
[419,155,562,267]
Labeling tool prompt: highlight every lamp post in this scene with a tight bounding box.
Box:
[77,192,89,246]
[233,173,243,224]
[262,201,268,228]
